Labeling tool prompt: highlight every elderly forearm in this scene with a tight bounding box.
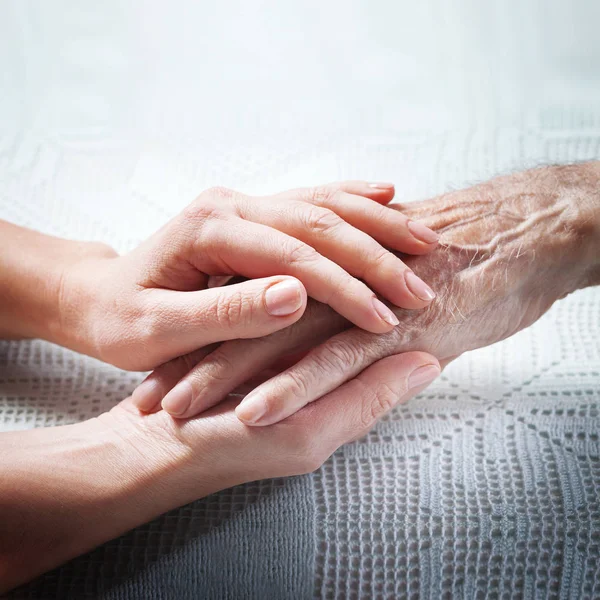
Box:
[536,161,600,287]
[0,220,117,342]
[575,161,600,286]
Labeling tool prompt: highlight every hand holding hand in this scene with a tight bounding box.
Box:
[57,181,438,371]
[0,345,439,592]
[136,164,600,421]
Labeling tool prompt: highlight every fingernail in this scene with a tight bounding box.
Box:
[408,364,440,389]
[235,391,267,424]
[368,182,394,189]
[407,219,439,244]
[131,378,162,412]
[405,271,436,302]
[161,380,193,416]
[265,280,304,316]
[208,275,234,288]
[372,297,399,326]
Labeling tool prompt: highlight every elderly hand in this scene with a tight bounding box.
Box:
[135,163,600,422]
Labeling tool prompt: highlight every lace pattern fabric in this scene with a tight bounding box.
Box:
[1,0,600,597]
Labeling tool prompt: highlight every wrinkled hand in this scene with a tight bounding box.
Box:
[133,164,600,422]
[60,181,438,373]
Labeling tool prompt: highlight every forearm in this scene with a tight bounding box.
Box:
[569,161,600,286]
[0,220,117,343]
[0,408,221,592]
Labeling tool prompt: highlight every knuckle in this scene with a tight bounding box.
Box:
[179,351,202,374]
[277,370,311,402]
[309,185,337,205]
[133,299,165,346]
[360,381,399,428]
[194,351,236,386]
[282,238,318,266]
[284,428,327,474]
[87,241,118,259]
[215,290,251,328]
[184,187,236,221]
[372,247,395,270]
[313,339,363,374]
[203,186,235,201]
[183,199,219,222]
[302,206,342,235]
[298,449,327,474]
[103,307,163,370]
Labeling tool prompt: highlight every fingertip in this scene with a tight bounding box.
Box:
[407,363,441,389]
[332,180,395,204]
[406,219,440,245]
[347,295,399,335]
[404,271,436,303]
[372,297,399,328]
[161,380,193,417]
[366,182,395,204]
[264,277,307,318]
[235,391,268,425]
[131,377,163,413]
[380,269,436,310]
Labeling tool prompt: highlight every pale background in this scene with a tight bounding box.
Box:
[1,1,599,598]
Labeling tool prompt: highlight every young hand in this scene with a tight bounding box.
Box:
[50,180,438,371]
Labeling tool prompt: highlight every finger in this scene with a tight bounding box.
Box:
[237,200,435,309]
[312,190,439,254]
[143,275,306,364]
[294,352,440,449]
[130,345,216,413]
[143,275,306,393]
[235,326,395,425]
[207,275,234,288]
[321,180,396,204]
[156,303,347,419]
[200,217,401,333]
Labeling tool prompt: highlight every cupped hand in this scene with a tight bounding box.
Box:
[0,347,439,593]
[117,350,440,496]
[135,165,598,420]
[61,181,438,372]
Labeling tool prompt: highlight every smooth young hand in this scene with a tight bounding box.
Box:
[0,181,439,375]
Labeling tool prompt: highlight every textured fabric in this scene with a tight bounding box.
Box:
[1,1,600,598]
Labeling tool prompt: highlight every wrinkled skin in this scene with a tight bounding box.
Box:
[139,164,599,424]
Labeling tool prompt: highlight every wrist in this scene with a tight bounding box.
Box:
[578,163,600,286]
[0,221,118,344]
[46,241,119,354]
[552,161,600,289]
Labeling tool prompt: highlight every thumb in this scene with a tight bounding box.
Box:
[153,276,307,355]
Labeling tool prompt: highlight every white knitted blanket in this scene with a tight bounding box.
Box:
[1,1,599,598]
